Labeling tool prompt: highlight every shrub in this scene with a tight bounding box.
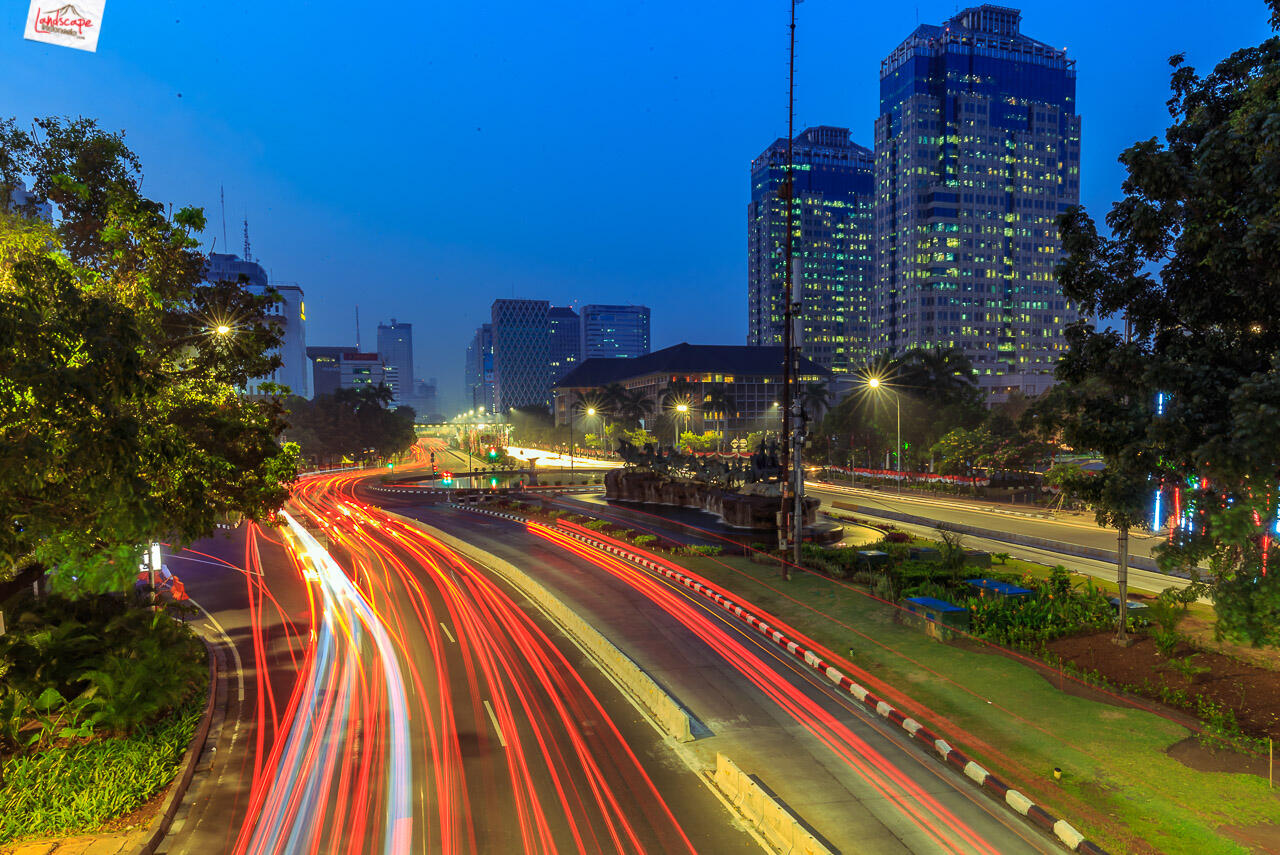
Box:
[583,519,610,532]
[633,534,657,547]
[884,531,910,544]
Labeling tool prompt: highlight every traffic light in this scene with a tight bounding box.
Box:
[486,446,499,461]
[441,471,453,485]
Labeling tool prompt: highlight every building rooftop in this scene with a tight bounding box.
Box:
[880,4,1071,77]
[555,343,832,389]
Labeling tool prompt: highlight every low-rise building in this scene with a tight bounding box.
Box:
[552,342,832,440]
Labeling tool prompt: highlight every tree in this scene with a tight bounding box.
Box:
[702,384,735,451]
[1043,7,1280,644]
[0,118,298,592]
[283,386,416,465]
[929,427,990,477]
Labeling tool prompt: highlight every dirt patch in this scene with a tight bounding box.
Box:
[1166,737,1273,779]
[1218,822,1280,853]
[1046,631,1280,740]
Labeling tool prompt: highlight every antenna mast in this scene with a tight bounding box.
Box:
[355,305,361,350]
[779,0,800,575]
[220,186,227,251]
[242,218,252,262]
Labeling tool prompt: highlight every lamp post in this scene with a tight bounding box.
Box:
[867,377,901,495]
[586,407,596,457]
[569,403,576,484]
[675,403,689,450]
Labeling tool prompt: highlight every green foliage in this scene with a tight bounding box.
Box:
[582,519,611,531]
[965,575,1114,648]
[632,534,657,547]
[1038,12,1280,644]
[0,592,206,748]
[0,694,202,844]
[678,431,720,453]
[283,388,416,465]
[0,118,297,591]
[676,545,723,556]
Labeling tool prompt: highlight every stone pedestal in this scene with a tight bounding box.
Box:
[604,469,820,531]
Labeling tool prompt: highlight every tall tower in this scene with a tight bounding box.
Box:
[873,4,1081,401]
[376,319,414,404]
[490,299,551,412]
[748,127,875,374]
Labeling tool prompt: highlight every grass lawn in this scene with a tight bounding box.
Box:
[677,552,1279,855]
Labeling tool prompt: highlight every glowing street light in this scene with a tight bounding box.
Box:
[865,375,901,494]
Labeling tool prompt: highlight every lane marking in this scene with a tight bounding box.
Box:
[439,622,456,643]
[189,596,246,704]
[483,699,507,748]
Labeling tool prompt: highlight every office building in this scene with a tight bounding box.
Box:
[548,306,582,382]
[491,299,551,412]
[465,324,495,413]
[7,180,53,219]
[205,253,308,397]
[580,304,650,360]
[873,4,1081,401]
[747,126,875,374]
[307,346,356,398]
[553,343,831,437]
[376,319,414,404]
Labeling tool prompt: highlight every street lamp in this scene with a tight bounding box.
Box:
[866,376,901,495]
[586,407,597,454]
[675,402,689,449]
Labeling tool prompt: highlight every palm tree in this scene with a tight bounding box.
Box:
[894,347,977,404]
[613,387,653,430]
[702,384,735,451]
[799,381,831,423]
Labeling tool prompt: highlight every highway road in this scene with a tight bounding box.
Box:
[367,483,1059,853]
[157,445,754,855]
[154,441,1068,854]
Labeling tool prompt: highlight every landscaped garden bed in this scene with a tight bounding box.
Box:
[0,591,208,845]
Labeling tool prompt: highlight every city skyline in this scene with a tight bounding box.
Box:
[4,1,1268,411]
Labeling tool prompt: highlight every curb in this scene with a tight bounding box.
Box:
[133,634,222,855]
[452,502,1109,855]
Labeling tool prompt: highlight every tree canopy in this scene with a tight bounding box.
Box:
[1039,6,1280,644]
[0,117,298,592]
[283,387,417,465]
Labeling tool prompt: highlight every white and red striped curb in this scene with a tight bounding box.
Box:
[450,503,1108,855]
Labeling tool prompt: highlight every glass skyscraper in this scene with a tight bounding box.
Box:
[548,306,582,381]
[874,4,1081,400]
[376,319,414,405]
[748,126,875,375]
[491,299,551,412]
[580,305,651,360]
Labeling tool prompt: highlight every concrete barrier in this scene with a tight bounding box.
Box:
[389,512,694,742]
[713,753,837,855]
[834,502,1165,574]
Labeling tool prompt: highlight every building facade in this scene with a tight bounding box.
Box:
[465,324,495,413]
[548,306,582,382]
[580,304,651,360]
[376,319,414,405]
[552,343,831,439]
[748,126,876,375]
[491,299,551,412]
[307,346,356,398]
[873,4,1081,401]
[205,253,308,397]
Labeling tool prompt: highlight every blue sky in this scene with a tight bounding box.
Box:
[4,1,1272,410]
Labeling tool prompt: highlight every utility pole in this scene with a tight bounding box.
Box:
[779,0,799,579]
